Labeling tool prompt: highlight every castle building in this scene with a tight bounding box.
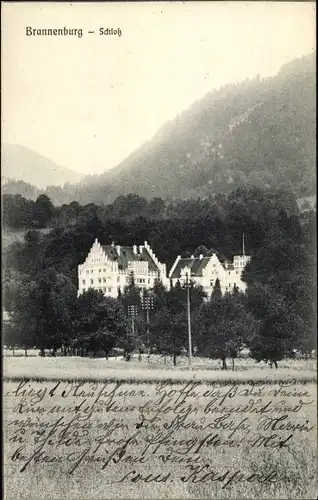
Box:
[169,252,251,296]
[78,239,169,298]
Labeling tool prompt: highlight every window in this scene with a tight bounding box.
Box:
[99,269,101,273]
[117,276,120,282]
[86,270,89,275]
[103,268,106,272]
[210,280,214,286]
[90,279,93,285]
[103,277,106,283]
[229,283,232,287]
[98,278,101,284]
[82,279,86,285]
[148,279,150,284]
[103,287,106,292]
[90,270,93,274]
[108,287,112,293]
[236,271,239,274]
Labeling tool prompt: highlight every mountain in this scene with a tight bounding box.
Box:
[70,52,315,204]
[1,144,83,189]
[3,52,315,206]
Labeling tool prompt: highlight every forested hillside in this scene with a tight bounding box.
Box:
[3,53,315,206]
[45,52,315,205]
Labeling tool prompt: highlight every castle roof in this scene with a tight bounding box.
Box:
[170,257,211,279]
[170,255,239,279]
[101,245,158,272]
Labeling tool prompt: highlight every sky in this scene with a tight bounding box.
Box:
[2,1,316,175]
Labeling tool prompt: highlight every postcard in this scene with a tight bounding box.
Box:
[2,2,316,499]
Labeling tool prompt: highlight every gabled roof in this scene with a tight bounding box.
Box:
[101,245,158,272]
[170,255,240,279]
[170,257,210,279]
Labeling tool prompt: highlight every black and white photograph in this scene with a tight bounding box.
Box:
[2,2,317,499]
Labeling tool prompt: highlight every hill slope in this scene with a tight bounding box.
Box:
[1,144,82,189]
[3,53,315,206]
[74,52,315,203]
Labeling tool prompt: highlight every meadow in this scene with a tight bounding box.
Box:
[3,356,317,500]
[3,353,317,385]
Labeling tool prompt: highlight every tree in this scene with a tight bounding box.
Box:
[31,269,77,355]
[152,278,168,309]
[2,194,34,229]
[3,279,38,356]
[150,281,206,365]
[3,320,21,355]
[211,278,222,299]
[76,289,128,358]
[150,306,186,366]
[32,194,55,228]
[247,285,302,367]
[197,292,257,369]
[122,271,142,310]
[147,197,165,218]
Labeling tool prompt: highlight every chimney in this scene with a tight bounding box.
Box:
[133,244,137,255]
[199,254,203,260]
[116,245,121,256]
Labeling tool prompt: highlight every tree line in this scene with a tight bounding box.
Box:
[3,270,315,368]
[1,188,304,231]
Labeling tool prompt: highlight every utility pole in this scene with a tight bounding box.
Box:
[186,272,192,369]
[141,293,154,362]
[131,314,135,336]
[127,304,138,355]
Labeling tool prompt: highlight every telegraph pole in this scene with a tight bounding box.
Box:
[186,272,192,369]
[131,314,135,336]
[141,293,154,362]
[127,304,138,354]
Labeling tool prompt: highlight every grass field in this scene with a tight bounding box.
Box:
[3,357,317,499]
[3,354,317,385]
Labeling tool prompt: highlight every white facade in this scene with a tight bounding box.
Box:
[169,253,251,297]
[78,239,169,298]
